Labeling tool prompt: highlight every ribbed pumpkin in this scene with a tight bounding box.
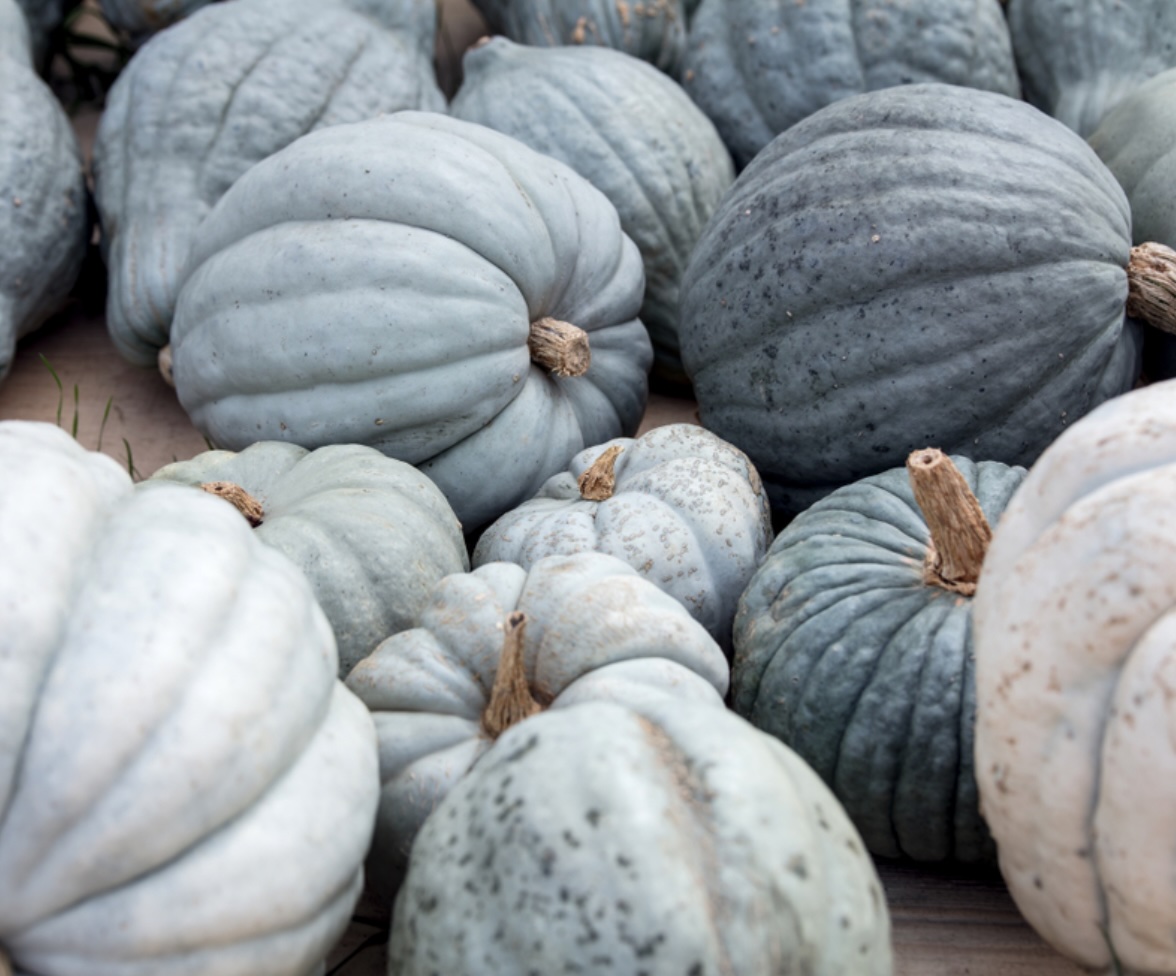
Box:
[345,553,730,898]
[92,0,446,367]
[169,111,652,531]
[680,83,1147,518]
[733,450,1025,864]
[451,37,734,383]
[1007,0,1176,136]
[973,379,1176,974]
[681,0,1019,169]
[387,698,893,975]
[150,441,469,677]
[0,421,379,976]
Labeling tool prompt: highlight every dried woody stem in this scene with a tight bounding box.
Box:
[1127,242,1176,334]
[482,611,542,739]
[578,444,624,501]
[528,317,591,378]
[200,481,265,527]
[906,448,992,596]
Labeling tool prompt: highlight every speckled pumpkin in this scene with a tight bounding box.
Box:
[387,698,893,975]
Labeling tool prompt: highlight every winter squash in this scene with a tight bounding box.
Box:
[387,697,893,975]
[1007,0,1176,137]
[680,83,1149,518]
[168,110,652,531]
[0,421,379,976]
[733,450,1025,864]
[451,37,734,384]
[91,0,446,367]
[344,552,730,898]
[469,0,688,75]
[973,379,1176,974]
[0,23,87,386]
[681,0,1019,169]
[472,423,772,652]
[150,440,469,677]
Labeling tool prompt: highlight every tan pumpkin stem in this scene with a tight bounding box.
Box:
[0,946,12,976]
[528,317,591,377]
[578,444,624,501]
[199,481,264,527]
[906,448,992,596]
[158,344,175,388]
[1127,242,1176,334]
[482,611,541,739]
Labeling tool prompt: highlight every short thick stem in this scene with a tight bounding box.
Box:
[906,448,992,595]
[482,611,541,739]
[200,481,264,527]
[158,344,175,388]
[578,444,624,501]
[1127,242,1176,334]
[1,946,12,976]
[529,317,591,378]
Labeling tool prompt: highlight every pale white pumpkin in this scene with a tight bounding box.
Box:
[0,421,379,976]
[972,379,1176,974]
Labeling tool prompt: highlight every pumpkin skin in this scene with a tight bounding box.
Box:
[0,421,379,976]
[387,698,893,975]
[91,0,446,367]
[0,32,87,386]
[681,0,1019,169]
[451,37,735,383]
[150,441,469,677]
[733,455,1025,864]
[1,0,31,63]
[1007,0,1176,137]
[170,111,652,532]
[469,0,688,75]
[680,83,1143,518]
[344,553,730,899]
[972,380,1176,974]
[472,423,772,653]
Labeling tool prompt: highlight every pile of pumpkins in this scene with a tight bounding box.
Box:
[2,0,1176,973]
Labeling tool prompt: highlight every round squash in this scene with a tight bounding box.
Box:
[1007,0,1176,137]
[0,420,379,976]
[344,552,730,898]
[973,379,1176,974]
[92,0,446,367]
[733,450,1025,864]
[681,0,1019,169]
[387,697,893,975]
[451,37,734,384]
[150,440,469,677]
[680,83,1146,518]
[472,423,772,652]
[169,110,652,531]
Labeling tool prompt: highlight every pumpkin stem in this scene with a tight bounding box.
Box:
[199,481,265,527]
[482,611,541,739]
[529,317,591,378]
[578,444,624,501]
[158,344,175,388]
[1127,242,1176,334]
[0,946,12,976]
[906,448,992,596]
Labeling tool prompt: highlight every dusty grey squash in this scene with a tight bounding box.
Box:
[92,0,446,367]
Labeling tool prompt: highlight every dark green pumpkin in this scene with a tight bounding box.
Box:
[1007,0,1176,136]
[680,83,1143,517]
[681,0,1019,169]
[733,452,1026,863]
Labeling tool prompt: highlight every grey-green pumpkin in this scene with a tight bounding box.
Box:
[472,423,772,653]
[387,697,893,975]
[680,83,1144,518]
[150,441,469,677]
[1007,0,1176,137]
[733,451,1026,864]
[92,0,446,367]
[0,22,87,386]
[169,111,652,532]
[451,37,734,384]
[681,0,1019,169]
[344,552,730,899]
